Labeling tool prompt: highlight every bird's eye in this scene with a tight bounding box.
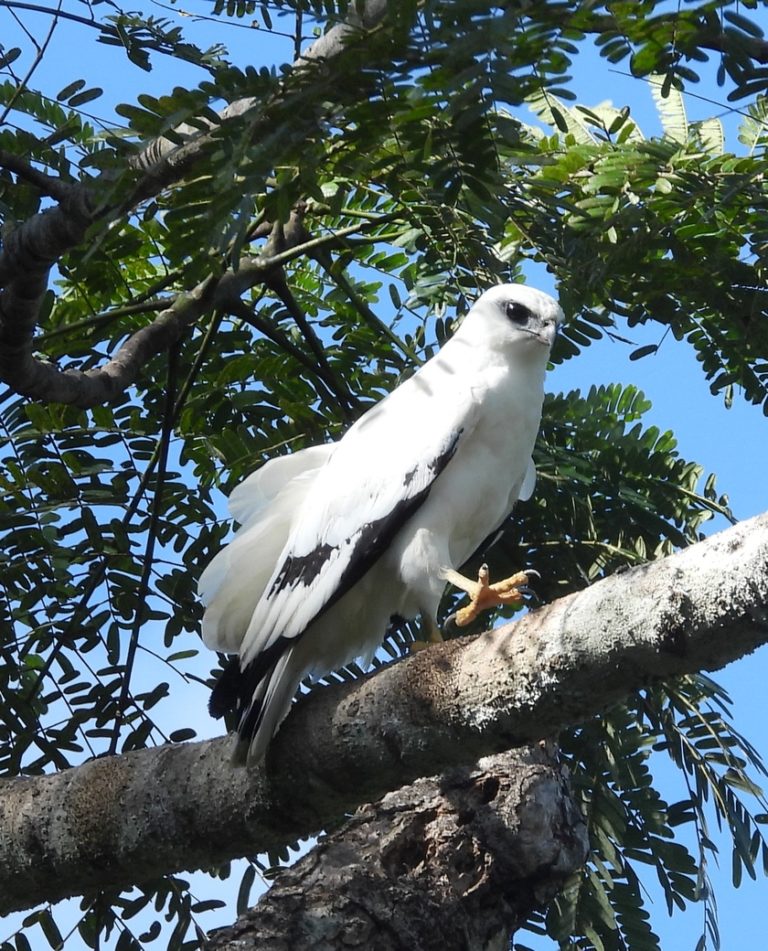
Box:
[505,301,531,325]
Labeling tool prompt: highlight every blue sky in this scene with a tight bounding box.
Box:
[2,2,768,949]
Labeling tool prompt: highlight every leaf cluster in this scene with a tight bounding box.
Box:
[532,675,768,951]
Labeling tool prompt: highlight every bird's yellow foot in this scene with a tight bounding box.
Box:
[443,564,534,627]
[410,613,444,653]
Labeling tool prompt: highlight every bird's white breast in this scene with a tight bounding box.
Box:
[387,349,547,617]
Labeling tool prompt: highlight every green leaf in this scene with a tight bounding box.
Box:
[168,728,196,742]
[649,74,688,142]
[629,344,659,361]
[38,910,63,950]
[68,88,103,108]
[56,80,86,102]
[0,47,21,69]
[236,864,257,916]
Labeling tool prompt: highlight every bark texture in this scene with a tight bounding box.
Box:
[0,513,767,912]
[207,748,588,951]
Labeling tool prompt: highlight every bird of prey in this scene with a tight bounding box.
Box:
[199,284,564,764]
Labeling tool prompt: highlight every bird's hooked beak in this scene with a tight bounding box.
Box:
[522,320,559,348]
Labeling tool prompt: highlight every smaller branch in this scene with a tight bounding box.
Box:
[22,309,225,714]
[1,214,395,407]
[108,342,180,756]
[148,0,299,40]
[313,245,423,366]
[256,215,403,269]
[243,216,272,246]
[0,0,58,127]
[6,1,36,56]
[226,296,342,409]
[168,307,224,422]
[35,299,171,344]
[0,1,103,31]
[700,28,768,66]
[0,150,73,202]
[293,6,303,62]
[127,0,392,188]
[264,268,360,419]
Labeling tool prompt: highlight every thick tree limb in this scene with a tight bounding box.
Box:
[1,513,767,913]
[0,150,74,201]
[132,0,391,173]
[207,748,589,951]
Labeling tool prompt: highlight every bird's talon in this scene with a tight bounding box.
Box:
[450,566,540,627]
[443,613,461,637]
[410,612,444,652]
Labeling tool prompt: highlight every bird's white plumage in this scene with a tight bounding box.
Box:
[199,283,564,763]
[199,444,336,655]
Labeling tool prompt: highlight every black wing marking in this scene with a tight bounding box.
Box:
[267,426,463,626]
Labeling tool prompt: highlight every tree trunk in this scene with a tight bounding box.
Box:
[208,747,587,951]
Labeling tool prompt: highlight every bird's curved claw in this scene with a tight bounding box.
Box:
[443,613,461,638]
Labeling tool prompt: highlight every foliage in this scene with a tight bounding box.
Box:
[1,0,768,948]
[534,675,768,951]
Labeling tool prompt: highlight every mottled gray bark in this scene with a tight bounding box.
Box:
[0,513,766,913]
[207,748,588,951]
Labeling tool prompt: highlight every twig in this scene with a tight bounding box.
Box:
[0,149,73,201]
[265,268,359,419]
[22,309,224,709]
[0,1,102,31]
[312,245,423,366]
[226,295,343,410]
[0,0,59,127]
[35,299,171,344]
[2,215,399,407]
[108,341,180,756]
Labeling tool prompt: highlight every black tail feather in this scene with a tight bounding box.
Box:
[209,634,296,759]
[208,656,244,719]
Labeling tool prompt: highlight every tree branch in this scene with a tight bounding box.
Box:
[0,149,73,202]
[226,296,344,410]
[207,748,589,951]
[5,0,765,408]
[1,513,767,913]
[0,0,400,404]
[0,214,391,407]
[0,1,111,32]
[122,0,394,194]
[263,265,360,419]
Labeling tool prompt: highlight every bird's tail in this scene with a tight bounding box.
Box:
[209,645,300,766]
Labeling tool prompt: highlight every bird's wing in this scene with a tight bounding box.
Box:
[518,456,537,502]
[238,384,479,668]
[227,443,335,528]
[199,443,336,653]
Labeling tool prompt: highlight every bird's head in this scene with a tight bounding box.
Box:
[466,283,564,354]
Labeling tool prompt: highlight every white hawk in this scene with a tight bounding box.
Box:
[199,283,564,764]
